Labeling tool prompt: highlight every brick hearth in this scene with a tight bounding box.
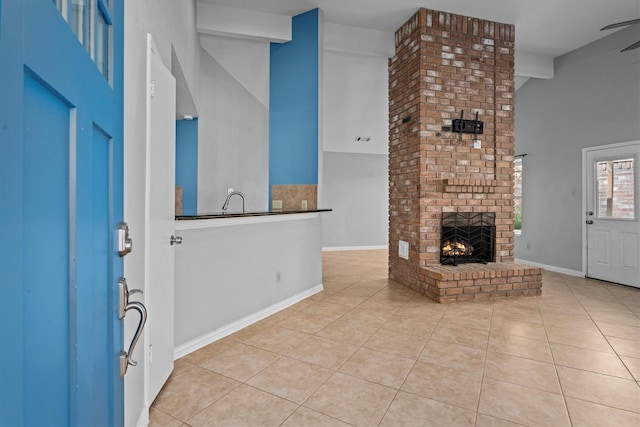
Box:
[388,8,542,303]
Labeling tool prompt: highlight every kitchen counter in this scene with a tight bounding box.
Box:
[176,208,332,220]
[175,209,332,231]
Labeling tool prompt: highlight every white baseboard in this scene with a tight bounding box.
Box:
[173,283,324,360]
[514,258,584,277]
[134,407,149,427]
[323,245,388,252]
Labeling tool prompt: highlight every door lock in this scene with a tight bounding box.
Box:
[117,222,133,257]
[586,211,594,225]
[170,235,183,245]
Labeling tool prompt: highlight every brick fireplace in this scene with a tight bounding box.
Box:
[388,8,542,303]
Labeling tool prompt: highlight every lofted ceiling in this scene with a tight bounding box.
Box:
[198,0,640,59]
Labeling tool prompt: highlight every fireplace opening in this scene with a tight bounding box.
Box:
[442,239,474,257]
[441,212,495,265]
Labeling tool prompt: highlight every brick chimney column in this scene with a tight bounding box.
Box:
[388,8,516,297]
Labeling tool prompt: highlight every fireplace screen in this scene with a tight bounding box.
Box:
[440,212,495,265]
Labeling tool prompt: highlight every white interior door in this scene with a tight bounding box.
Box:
[146,35,177,402]
[584,141,640,288]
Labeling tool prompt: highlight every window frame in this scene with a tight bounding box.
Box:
[513,157,523,236]
[593,156,636,221]
[54,0,114,83]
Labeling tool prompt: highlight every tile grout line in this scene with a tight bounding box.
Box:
[563,276,639,384]
[539,276,575,427]
[374,295,448,426]
[295,261,396,425]
[473,298,493,427]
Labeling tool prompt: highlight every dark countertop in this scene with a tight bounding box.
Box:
[176,209,332,220]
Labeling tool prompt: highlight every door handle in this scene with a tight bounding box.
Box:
[586,220,594,224]
[118,278,148,376]
[120,301,147,376]
[170,235,183,245]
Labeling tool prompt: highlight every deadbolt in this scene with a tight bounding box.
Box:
[118,222,133,256]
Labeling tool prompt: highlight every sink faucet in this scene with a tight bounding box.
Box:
[221,191,245,213]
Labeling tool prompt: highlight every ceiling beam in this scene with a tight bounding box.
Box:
[515,50,554,80]
[196,2,292,43]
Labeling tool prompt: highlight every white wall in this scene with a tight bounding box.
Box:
[322,152,388,248]
[514,25,640,272]
[197,36,270,213]
[323,51,389,155]
[174,215,323,350]
[123,1,199,425]
[320,25,393,248]
[193,19,393,245]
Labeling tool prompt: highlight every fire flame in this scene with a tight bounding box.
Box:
[442,240,474,256]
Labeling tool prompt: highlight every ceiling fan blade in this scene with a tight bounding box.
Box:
[621,40,640,52]
[601,18,640,31]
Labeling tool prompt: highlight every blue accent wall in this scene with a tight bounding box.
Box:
[269,9,319,192]
[176,119,198,215]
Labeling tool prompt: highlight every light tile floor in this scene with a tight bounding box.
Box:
[150,250,640,426]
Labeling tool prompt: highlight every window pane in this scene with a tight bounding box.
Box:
[514,158,522,230]
[596,158,635,219]
[96,9,110,80]
[70,0,91,53]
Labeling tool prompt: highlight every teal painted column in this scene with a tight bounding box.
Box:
[176,118,198,215]
[269,9,319,197]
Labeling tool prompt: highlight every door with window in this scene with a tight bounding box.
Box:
[584,141,640,288]
[0,1,126,425]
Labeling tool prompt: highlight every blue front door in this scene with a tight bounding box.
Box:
[0,0,124,425]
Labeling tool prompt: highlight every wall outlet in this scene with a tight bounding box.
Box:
[272,200,283,210]
[227,187,234,194]
[301,200,308,210]
[399,240,409,260]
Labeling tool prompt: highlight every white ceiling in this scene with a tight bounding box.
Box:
[198,0,640,58]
